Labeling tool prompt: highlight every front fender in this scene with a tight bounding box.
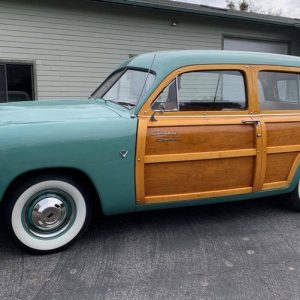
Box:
[0,117,138,215]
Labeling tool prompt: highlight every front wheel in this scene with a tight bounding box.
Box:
[5,176,91,254]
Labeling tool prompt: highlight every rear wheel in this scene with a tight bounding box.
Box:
[5,175,91,254]
[289,181,300,212]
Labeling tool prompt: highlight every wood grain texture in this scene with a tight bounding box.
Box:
[144,157,254,197]
[264,153,298,184]
[145,187,252,203]
[256,121,268,191]
[146,125,255,155]
[266,122,300,147]
[135,118,148,203]
[145,149,256,164]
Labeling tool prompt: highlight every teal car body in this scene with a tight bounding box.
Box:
[2,50,300,217]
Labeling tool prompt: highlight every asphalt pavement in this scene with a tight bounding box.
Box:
[1,195,300,300]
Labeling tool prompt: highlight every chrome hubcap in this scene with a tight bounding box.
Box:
[23,190,76,239]
[32,197,67,230]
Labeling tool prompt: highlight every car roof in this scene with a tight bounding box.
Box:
[124,50,300,113]
[127,50,300,72]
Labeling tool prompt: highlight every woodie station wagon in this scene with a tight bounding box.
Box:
[1,50,300,253]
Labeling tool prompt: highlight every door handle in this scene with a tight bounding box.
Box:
[241,120,260,125]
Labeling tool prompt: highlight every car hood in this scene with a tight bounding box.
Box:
[0,99,130,126]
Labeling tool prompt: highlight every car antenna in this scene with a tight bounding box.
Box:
[134,53,157,118]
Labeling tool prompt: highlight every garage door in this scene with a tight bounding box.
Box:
[224,37,289,54]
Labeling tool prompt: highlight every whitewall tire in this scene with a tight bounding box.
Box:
[289,181,300,212]
[5,176,91,253]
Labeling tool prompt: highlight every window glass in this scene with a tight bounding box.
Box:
[6,64,34,101]
[259,71,300,110]
[0,63,34,102]
[151,80,178,111]
[93,69,155,108]
[178,71,246,111]
[0,65,6,103]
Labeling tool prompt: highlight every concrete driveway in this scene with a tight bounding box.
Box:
[1,196,300,300]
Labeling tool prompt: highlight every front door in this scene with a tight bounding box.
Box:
[136,65,263,204]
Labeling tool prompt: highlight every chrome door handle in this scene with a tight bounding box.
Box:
[241,120,260,125]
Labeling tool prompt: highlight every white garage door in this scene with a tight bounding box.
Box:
[224,37,289,54]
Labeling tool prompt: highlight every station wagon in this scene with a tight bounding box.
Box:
[1,50,300,253]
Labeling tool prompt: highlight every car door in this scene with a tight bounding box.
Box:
[252,65,300,191]
[136,65,264,204]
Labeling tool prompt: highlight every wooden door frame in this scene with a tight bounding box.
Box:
[250,65,300,191]
[136,64,265,204]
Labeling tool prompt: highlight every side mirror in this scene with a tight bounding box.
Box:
[150,102,166,122]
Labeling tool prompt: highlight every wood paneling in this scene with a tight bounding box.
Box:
[146,125,255,155]
[264,153,298,183]
[145,149,256,164]
[145,187,253,203]
[145,157,254,197]
[266,122,300,147]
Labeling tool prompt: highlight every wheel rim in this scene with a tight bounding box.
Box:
[22,190,77,239]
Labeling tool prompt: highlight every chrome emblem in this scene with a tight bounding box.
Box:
[150,130,178,142]
[119,150,129,158]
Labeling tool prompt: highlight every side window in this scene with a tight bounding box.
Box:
[177,71,246,111]
[259,71,300,110]
[151,80,178,111]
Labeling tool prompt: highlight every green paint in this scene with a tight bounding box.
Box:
[0,51,300,216]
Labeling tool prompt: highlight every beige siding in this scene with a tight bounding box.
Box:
[0,0,298,99]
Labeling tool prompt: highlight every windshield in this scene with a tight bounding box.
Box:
[92,69,155,108]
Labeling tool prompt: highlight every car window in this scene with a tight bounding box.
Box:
[151,70,247,112]
[93,69,155,108]
[151,80,178,111]
[259,71,300,110]
[178,71,247,111]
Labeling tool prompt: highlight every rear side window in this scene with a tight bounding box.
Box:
[259,71,300,110]
[178,70,247,111]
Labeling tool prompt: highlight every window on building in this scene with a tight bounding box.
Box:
[0,63,35,103]
[259,71,300,110]
[224,37,289,54]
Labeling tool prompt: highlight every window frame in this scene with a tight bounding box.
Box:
[141,64,253,116]
[253,65,300,114]
[176,70,248,112]
[91,67,156,100]
[0,61,36,102]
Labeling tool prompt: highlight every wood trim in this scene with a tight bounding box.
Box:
[252,122,263,191]
[144,187,253,203]
[251,65,300,114]
[262,181,289,190]
[145,149,256,164]
[287,153,300,183]
[262,154,300,191]
[147,117,250,127]
[135,118,148,203]
[139,64,254,116]
[267,145,300,154]
[257,121,268,190]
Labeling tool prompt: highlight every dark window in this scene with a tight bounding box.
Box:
[259,71,300,110]
[0,63,34,103]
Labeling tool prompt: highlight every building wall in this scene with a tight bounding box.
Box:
[0,0,299,99]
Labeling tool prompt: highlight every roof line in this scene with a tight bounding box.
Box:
[94,0,300,28]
